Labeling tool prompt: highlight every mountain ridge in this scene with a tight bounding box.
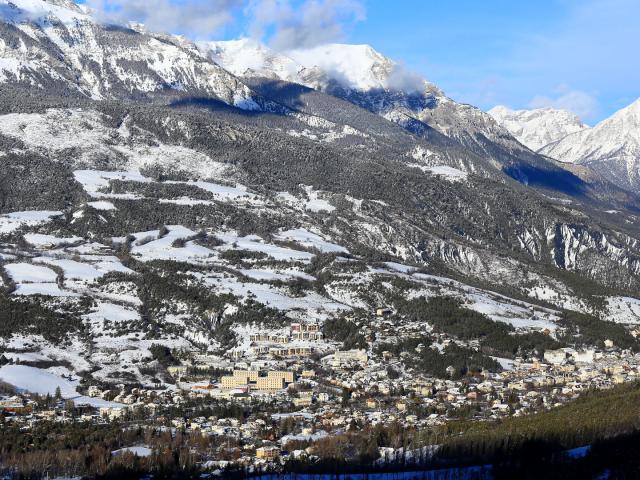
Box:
[490,99,640,193]
[205,37,599,193]
[488,105,589,152]
[0,0,287,112]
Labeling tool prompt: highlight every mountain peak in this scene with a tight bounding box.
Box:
[285,43,396,91]
[206,38,310,87]
[596,97,640,142]
[205,39,406,92]
[489,105,588,152]
[613,97,640,120]
[538,97,640,190]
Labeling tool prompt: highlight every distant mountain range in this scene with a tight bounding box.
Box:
[205,38,534,162]
[490,100,640,192]
[488,106,589,152]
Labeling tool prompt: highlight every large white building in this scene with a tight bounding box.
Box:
[544,349,568,365]
[323,349,368,368]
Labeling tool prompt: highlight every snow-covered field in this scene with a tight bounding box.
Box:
[5,263,58,283]
[171,180,258,203]
[24,234,83,248]
[13,283,79,297]
[238,268,315,282]
[84,301,140,323]
[216,233,315,262]
[275,228,348,254]
[73,169,151,199]
[276,187,336,213]
[0,364,78,397]
[34,258,105,281]
[87,200,117,211]
[112,446,153,457]
[0,210,62,234]
[159,198,215,206]
[303,186,335,212]
[73,168,264,206]
[0,365,122,408]
[409,164,469,182]
[128,225,215,262]
[605,296,640,324]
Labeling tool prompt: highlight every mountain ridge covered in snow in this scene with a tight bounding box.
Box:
[539,98,640,191]
[205,38,544,169]
[488,105,589,152]
[0,0,283,111]
[489,99,640,193]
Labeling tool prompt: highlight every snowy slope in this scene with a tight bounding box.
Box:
[539,98,640,190]
[0,108,237,178]
[0,364,122,407]
[488,105,588,152]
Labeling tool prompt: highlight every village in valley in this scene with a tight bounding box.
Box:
[2,197,640,475]
[3,304,640,474]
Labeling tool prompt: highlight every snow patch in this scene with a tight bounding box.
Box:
[275,228,348,254]
[0,365,123,408]
[0,210,62,234]
[5,263,57,282]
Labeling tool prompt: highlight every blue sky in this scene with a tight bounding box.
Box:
[347,0,639,124]
[80,0,639,124]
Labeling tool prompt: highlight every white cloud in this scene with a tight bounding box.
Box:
[438,0,638,122]
[246,0,365,50]
[512,0,638,121]
[85,0,243,39]
[84,0,366,49]
[386,62,425,93]
[528,88,598,120]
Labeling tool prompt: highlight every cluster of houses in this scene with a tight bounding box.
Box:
[4,311,640,471]
[0,396,33,415]
[35,344,640,468]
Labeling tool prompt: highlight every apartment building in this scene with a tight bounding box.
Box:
[221,369,295,392]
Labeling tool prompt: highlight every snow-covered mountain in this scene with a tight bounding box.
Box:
[0,0,279,111]
[204,39,530,162]
[206,39,410,92]
[207,38,334,92]
[3,0,640,402]
[539,99,640,191]
[488,105,588,152]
